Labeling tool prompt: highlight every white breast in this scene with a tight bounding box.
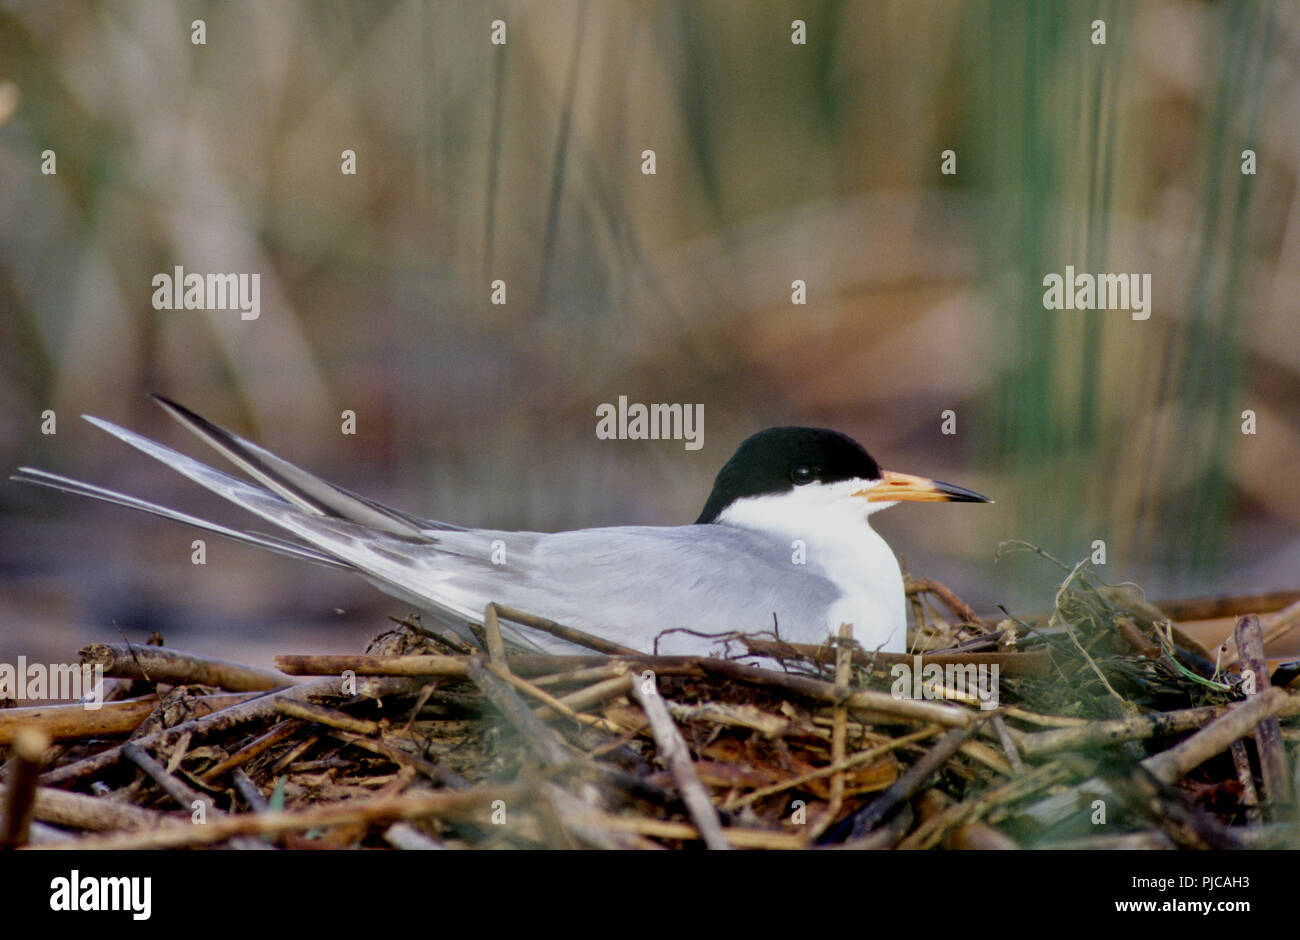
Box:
[715,481,908,653]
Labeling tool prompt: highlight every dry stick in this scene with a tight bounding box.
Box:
[331,731,470,790]
[483,603,508,669]
[1156,589,1300,622]
[724,725,943,813]
[1235,613,1293,814]
[274,699,380,735]
[531,664,629,687]
[847,722,983,839]
[698,658,974,727]
[276,652,701,679]
[991,715,1026,775]
[999,706,1090,728]
[484,662,580,720]
[808,625,853,841]
[1,727,49,847]
[0,698,156,745]
[556,673,632,713]
[742,639,1051,677]
[465,658,571,769]
[1013,705,1224,758]
[0,692,252,745]
[905,576,985,627]
[1220,599,1300,666]
[1019,689,1294,829]
[668,701,788,738]
[1260,599,1300,652]
[36,783,525,851]
[629,674,730,850]
[897,761,1069,850]
[39,676,421,787]
[231,768,269,813]
[276,654,469,677]
[81,643,294,691]
[8,785,173,832]
[1144,688,1289,784]
[1115,616,1160,656]
[121,742,212,814]
[198,721,303,783]
[492,604,640,656]
[1104,762,1243,850]
[911,789,1017,851]
[1228,740,1261,825]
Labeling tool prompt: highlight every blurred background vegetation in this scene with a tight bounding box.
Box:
[1,0,1296,667]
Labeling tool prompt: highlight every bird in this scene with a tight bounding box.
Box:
[13,395,991,657]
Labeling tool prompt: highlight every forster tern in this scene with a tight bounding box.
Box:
[14,396,991,656]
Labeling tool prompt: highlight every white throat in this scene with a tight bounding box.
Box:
[714,480,907,652]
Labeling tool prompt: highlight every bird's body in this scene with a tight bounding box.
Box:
[14,398,990,656]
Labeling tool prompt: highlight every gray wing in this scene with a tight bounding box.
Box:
[415,525,845,654]
[14,398,842,654]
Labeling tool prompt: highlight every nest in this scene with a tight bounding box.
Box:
[3,553,1298,850]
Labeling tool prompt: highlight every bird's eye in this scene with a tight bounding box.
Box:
[791,466,816,485]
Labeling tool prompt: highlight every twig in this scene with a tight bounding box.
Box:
[742,639,1051,676]
[5,785,173,832]
[697,659,975,727]
[121,742,213,814]
[1012,705,1226,758]
[896,760,1067,849]
[492,604,640,656]
[846,722,983,838]
[39,676,421,787]
[276,654,469,677]
[0,692,251,745]
[231,768,269,813]
[331,731,470,790]
[1143,688,1290,785]
[81,643,294,691]
[1229,740,1261,824]
[34,783,525,850]
[990,715,1026,774]
[1235,613,1293,814]
[629,672,730,850]
[275,700,380,735]
[1,727,48,847]
[465,658,572,769]
[723,725,943,813]
[905,577,986,628]
[198,720,303,783]
[808,625,853,840]
[1154,590,1300,623]
[484,603,508,669]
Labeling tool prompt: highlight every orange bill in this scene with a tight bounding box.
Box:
[855,470,992,503]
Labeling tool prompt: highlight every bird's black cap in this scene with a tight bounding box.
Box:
[695,427,881,524]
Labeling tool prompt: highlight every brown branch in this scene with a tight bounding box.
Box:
[1,727,48,847]
[629,672,730,850]
[492,604,640,656]
[39,676,422,787]
[1234,613,1293,814]
[80,643,294,691]
[33,784,525,850]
